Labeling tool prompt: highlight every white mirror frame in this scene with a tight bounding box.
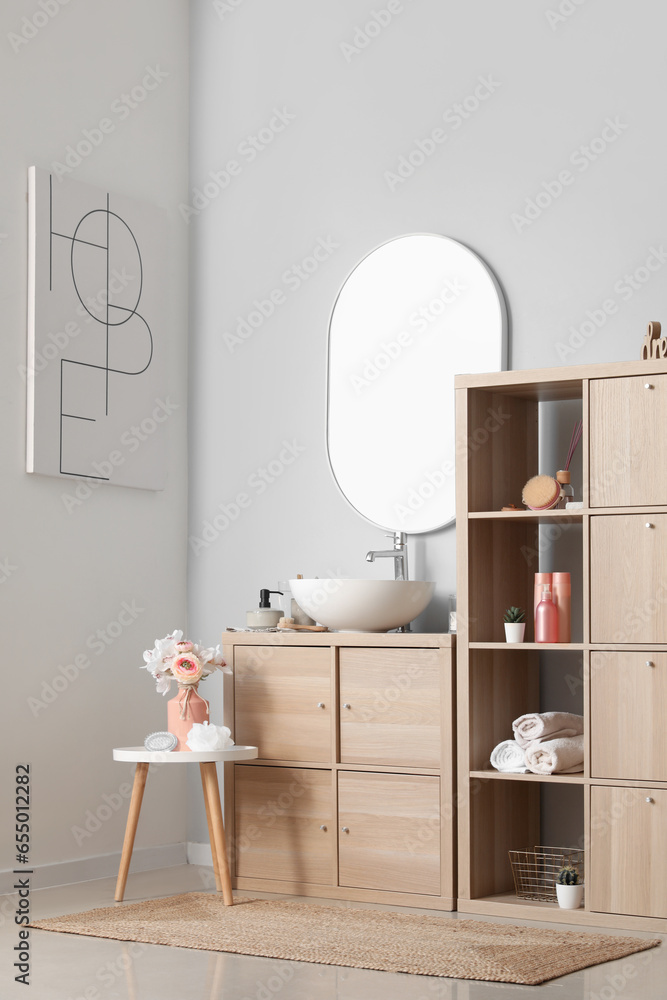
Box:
[327,233,507,533]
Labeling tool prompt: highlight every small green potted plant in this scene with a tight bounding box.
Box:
[556,862,584,909]
[503,607,526,643]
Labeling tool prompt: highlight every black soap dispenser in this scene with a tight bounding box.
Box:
[246,589,283,629]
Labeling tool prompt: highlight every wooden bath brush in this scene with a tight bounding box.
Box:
[522,474,561,511]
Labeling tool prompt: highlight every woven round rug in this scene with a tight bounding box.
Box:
[30,893,661,986]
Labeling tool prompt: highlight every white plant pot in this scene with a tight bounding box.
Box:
[556,883,584,909]
[504,622,526,643]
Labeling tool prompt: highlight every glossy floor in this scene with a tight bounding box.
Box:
[1,865,664,999]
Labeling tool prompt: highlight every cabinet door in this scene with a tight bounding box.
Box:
[590,515,667,643]
[338,771,440,895]
[234,765,334,884]
[590,786,667,918]
[339,649,442,767]
[234,646,331,761]
[590,375,667,506]
[591,651,667,781]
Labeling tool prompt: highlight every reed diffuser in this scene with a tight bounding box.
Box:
[556,419,582,508]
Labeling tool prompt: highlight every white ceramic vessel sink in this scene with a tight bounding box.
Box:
[289,578,435,632]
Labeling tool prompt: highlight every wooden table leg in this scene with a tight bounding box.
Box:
[115,762,149,902]
[200,761,233,905]
[200,763,222,892]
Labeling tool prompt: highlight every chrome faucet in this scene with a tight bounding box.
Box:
[366,531,409,582]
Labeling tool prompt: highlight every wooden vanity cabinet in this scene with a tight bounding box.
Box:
[222,632,455,910]
[456,359,667,933]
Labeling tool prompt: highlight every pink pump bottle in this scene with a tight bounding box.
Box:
[535,584,559,643]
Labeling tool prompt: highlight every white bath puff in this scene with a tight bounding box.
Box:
[186,722,234,751]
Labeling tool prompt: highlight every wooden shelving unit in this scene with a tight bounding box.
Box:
[455,358,667,932]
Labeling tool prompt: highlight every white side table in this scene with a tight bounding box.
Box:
[112,745,258,905]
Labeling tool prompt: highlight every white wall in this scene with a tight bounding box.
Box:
[1,0,190,887]
[188,0,667,839]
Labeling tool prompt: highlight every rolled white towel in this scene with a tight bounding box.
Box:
[490,739,529,773]
[525,734,584,775]
[512,711,584,749]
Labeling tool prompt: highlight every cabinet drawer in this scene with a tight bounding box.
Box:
[234,646,331,761]
[590,374,667,506]
[338,771,441,895]
[339,649,442,767]
[590,785,667,918]
[590,515,667,643]
[234,765,334,884]
[591,651,667,781]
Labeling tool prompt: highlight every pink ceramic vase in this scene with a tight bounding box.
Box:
[167,684,209,750]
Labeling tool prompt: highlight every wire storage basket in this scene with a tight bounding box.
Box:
[508,846,585,902]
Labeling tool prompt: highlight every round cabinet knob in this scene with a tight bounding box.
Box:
[343,703,351,710]
[646,660,655,668]
[320,824,327,831]
[646,522,655,529]
[645,383,654,389]
[341,826,350,833]
[646,797,654,804]
[317,702,325,709]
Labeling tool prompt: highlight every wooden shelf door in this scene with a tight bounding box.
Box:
[589,375,667,506]
[339,648,442,768]
[337,771,441,895]
[591,651,667,781]
[590,786,667,918]
[234,646,331,761]
[234,765,335,884]
[590,515,667,643]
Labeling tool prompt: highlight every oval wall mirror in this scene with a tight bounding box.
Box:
[327,233,507,533]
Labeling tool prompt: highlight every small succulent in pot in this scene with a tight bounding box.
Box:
[503,607,526,642]
[557,862,581,886]
[503,607,526,624]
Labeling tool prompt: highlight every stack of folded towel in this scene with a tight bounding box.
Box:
[489,712,584,775]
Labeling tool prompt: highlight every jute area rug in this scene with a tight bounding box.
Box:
[30,893,660,986]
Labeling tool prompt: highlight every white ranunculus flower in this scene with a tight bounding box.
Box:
[185,722,234,752]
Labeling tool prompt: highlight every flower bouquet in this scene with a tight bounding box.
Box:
[141,631,228,750]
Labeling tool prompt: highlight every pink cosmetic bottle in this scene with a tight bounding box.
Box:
[552,572,571,643]
[535,585,559,643]
[534,572,552,638]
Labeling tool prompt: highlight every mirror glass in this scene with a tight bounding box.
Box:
[327,233,506,533]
